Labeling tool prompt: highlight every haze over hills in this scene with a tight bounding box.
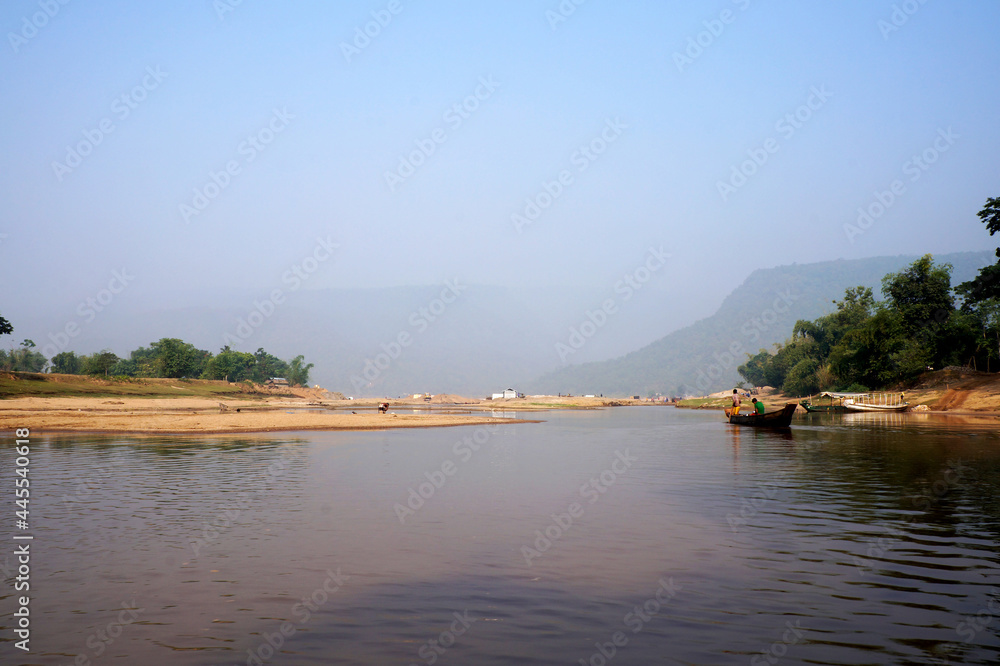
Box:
[17,283,686,397]
[526,251,993,397]
[11,251,992,397]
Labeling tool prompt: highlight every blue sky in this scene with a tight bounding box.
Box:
[2,0,998,327]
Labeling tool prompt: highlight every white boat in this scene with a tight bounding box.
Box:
[841,392,909,413]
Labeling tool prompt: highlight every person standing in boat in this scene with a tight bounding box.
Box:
[730,389,742,416]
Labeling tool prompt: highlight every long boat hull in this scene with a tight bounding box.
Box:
[843,401,908,413]
[800,402,848,413]
[726,403,797,428]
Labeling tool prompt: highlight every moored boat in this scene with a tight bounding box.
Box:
[800,392,850,413]
[726,402,797,428]
[843,392,908,412]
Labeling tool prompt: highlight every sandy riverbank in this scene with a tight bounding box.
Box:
[0,396,538,434]
[0,370,675,434]
[0,373,661,434]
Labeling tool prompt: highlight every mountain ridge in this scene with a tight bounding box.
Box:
[523,251,993,397]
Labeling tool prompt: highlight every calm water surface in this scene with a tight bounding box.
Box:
[1,407,999,665]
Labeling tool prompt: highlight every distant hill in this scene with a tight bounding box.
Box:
[524,251,994,397]
[23,284,659,398]
[15,251,992,398]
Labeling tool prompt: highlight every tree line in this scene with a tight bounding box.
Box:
[739,198,1000,396]
[0,326,314,387]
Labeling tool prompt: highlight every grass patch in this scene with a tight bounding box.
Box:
[0,372,250,399]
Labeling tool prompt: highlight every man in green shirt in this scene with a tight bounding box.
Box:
[753,398,765,415]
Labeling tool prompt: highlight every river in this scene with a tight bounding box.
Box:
[1,407,998,665]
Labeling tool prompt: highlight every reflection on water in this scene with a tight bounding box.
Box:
[1,410,998,664]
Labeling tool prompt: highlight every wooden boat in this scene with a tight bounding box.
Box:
[725,403,797,428]
[800,392,850,413]
[842,392,908,413]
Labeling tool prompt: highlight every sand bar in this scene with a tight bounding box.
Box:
[0,396,538,435]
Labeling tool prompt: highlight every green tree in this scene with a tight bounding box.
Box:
[251,348,289,384]
[123,345,160,377]
[956,197,1000,304]
[286,355,314,387]
[881,254,958,371]
[805,286,876,358]
[741,286,876,392]
[783,358,820,396]
[51,351,83,374]
[737,340,814,389]
[882,255,954,334]
[150,338,209,378]
[0,314,12,336]
[109,357,140,376]
[961,298,1000,372]
[738,349,771,387]
[83,350,120,376]
[743,257,980,391]
[3,339,47,372]
[829,308,907,388]
[766,340,814,389]
[202,347,256,382]
[979,196,1000,235]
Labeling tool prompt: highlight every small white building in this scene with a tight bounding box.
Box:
[492,388,519,400]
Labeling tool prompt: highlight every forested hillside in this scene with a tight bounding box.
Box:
[526,251,993,396]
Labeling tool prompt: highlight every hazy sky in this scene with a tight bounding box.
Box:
[2,1,998,319]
